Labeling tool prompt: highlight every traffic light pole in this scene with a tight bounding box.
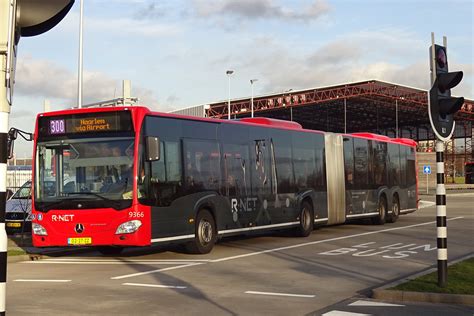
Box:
[436,140,448,287]
[0,1,11,314]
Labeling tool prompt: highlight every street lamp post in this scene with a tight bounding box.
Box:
[226,70,234,120]
[250,79,258,118]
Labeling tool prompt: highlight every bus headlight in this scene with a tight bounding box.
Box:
[32,223,48,236]
[115,220,142,234]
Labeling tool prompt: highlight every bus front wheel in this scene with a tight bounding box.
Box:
[187,209,216,254]
[295,201,314,237]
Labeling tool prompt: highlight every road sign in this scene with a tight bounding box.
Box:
[423,165,432,174]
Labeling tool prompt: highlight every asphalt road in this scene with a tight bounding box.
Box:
[5,194,474,315]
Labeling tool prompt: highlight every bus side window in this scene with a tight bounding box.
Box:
[343,137,354,186]
[184,140,220,192]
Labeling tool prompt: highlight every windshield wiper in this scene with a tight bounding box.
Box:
[66,192,122,208]
[40,198,77,212]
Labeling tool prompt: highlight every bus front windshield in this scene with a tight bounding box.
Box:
[35,137,135,210]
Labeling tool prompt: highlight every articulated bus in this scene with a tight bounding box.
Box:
[31,106,418,254]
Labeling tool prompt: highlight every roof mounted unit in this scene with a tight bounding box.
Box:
[240,117,302,129]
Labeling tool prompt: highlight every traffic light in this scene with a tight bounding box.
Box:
[428,44,464,141]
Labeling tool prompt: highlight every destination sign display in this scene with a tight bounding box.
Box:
[38,111,133,137]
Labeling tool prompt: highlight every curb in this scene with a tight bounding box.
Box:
[371,253,474,306]
[7,246,94,263]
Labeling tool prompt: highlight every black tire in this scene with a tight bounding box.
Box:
[295,201,314,237]
[387,195,400,223]
[97,246,124,255]
[186,209,216,254]
[372,196,387,225]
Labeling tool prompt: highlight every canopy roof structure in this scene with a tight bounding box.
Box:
[205,80,473,141]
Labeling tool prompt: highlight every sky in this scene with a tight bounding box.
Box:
[8,0,474,157]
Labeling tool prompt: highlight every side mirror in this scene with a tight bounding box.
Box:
[145,136,160,161]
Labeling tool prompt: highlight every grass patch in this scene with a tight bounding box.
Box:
[8,249,26,256]
[392,257,474,295]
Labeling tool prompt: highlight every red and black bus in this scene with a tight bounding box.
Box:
[31,106,418,254]
[466,162,474,184]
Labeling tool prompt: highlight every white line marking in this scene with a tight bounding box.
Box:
[111,262,205,280]
[209,217,464,263]
[419,200,436,209]
[245,291,315,298]
[24,261,192,265]
[123,283,187,289]
[349,300,404,307]
[42,258,211,262]
[322,311,371,316]
[14,279,71,283]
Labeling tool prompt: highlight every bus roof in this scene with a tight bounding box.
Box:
[38,105,416,146]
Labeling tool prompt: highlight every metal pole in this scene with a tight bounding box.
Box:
[396,99,399,138]
[426,173,429,194]
[0,1,13,313]
[344,98,347,133]
[251,81,254,118]
[436,140,448,287]
[77,0,84,108]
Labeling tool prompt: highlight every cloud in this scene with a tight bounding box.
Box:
[14,55,163,109]
[192,0,330,22]
[217,30,472,99]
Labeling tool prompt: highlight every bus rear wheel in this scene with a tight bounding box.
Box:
[387,196,400,223]
[372,196,387,225]
[186,209,216,254]
[295,201,314,237]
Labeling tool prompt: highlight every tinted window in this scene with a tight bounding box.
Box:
[388,143,400,186]
[270,129,294,193]
[223,144,250,197]
[292,132,317,190]
[373,141,387,186]
[343,137,354,186]
[184,140,220,192]
[406,147,416,186]
[141,140,183,206]
[249,127,271,196]
[314,134,326,188]
[354,138,368,186]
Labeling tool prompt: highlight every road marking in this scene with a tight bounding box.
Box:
[14,279,71,283]
[24,261,194,265]
[209,217,464,263]
[42,258,211,262]
[322,311,371,316]
[419,200,435,208]
[348,300,404,307]
[111,262,205,280]
[244,291,315,298]
[123,283,187,289]
[111,217,464,280]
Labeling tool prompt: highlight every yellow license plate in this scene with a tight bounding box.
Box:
[67,237,92,245]
[6,222,21,228]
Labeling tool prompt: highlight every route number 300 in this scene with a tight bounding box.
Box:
[129,211,144,218]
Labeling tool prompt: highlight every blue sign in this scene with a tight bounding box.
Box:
[423,165,431,174]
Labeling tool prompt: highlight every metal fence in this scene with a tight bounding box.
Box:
[6,170,32,193]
